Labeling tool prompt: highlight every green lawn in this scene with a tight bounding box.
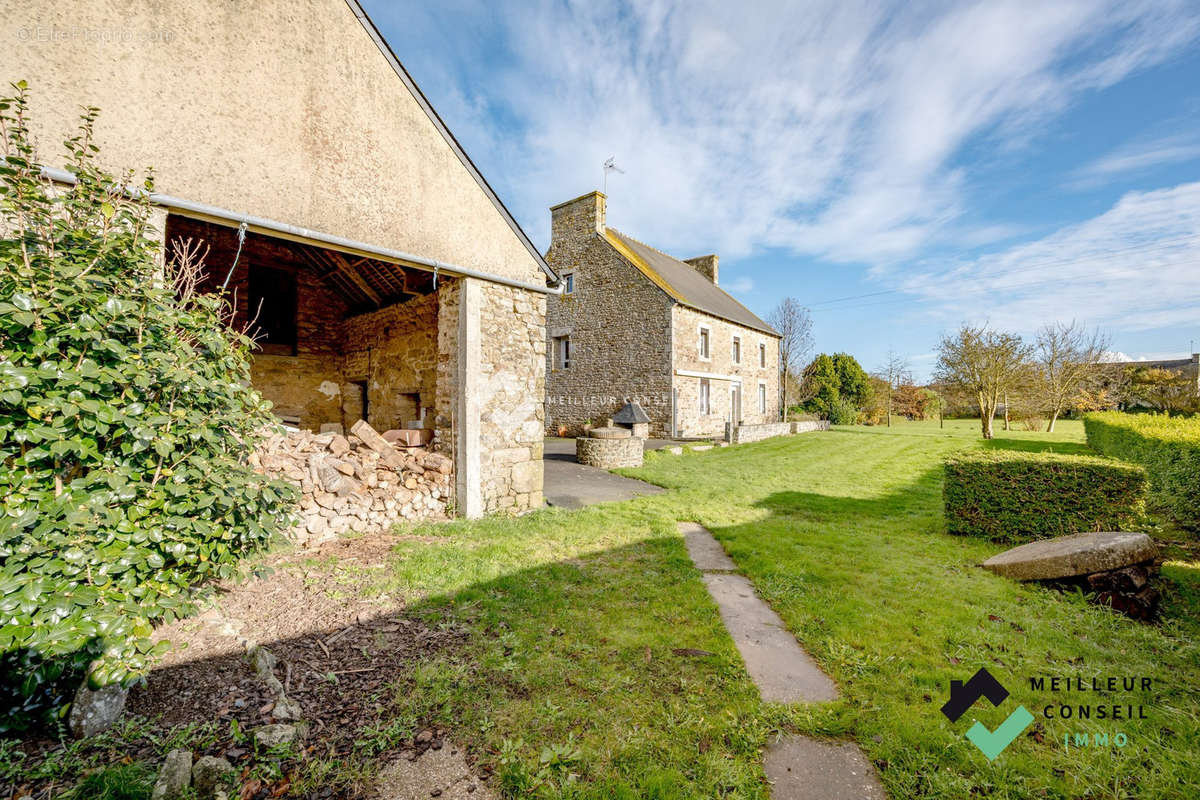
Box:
[366,418,1200,798]
[17,419,1199,798]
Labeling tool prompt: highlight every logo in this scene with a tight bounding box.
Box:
[941,667,1033,760]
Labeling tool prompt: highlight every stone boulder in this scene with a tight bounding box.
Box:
[982,531,1157,581]
[68,681,128,738]
[192,756,234,800]
[151,748,193,800]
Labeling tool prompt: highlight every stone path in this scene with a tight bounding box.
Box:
[679,522,887,799]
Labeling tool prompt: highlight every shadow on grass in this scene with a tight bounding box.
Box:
[12,528,758,800]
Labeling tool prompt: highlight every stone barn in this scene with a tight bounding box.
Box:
[4,0,556,517]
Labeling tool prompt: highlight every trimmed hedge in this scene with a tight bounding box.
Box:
[943,450,1147,542]
[1084,412,1200,529]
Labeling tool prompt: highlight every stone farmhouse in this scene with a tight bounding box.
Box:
[545,192,781,439]
[5,0,558,517]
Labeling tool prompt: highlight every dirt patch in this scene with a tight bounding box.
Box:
[16,532,477,800]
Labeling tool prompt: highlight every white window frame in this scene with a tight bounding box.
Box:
[732,335,741,364]
[555,335,571,369]
[698,325,711,361]
[562,271,575,295]
[758,382,767,414]
[759,341,767,368]
[699,378,711,415]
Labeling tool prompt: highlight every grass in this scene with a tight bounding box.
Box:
[17,418,1200,798]
[357,417,1198,798]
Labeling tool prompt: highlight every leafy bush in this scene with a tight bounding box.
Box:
[0,84,295,731]
[1084,411,1200,528]
[800,352,871,420]
[943,450,1146,542]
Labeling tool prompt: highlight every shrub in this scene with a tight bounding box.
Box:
[943,450,1146,542]
[1084,411,1200,528]
[0,84,295,731]
[828,397,860,425]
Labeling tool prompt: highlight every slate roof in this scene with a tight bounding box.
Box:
[613,401,651,425]
[604,229,779,336]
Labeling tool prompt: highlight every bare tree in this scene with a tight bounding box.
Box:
[1033,322,1111,432]
[934,324,1032,439]
[767,298,814,419]
[876,349,911,427]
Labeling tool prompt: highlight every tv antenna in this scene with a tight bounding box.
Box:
[603,157,624,194]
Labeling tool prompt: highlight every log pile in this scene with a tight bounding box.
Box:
[252,420,452,546]
[1086,564,1160,621]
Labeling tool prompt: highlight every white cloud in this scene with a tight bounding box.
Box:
[1069,135,1200,189]
[376,0,1200,265]
[898,182,1200,332]
[722,276,755,294]
[1103,350,1193,363]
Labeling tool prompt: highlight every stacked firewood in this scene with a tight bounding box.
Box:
[251,420,452,546]
[1085,564,1159,621]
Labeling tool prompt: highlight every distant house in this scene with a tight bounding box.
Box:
[544,191,780,438]
[1102,353,1200,407]
[1104,354,1200,388]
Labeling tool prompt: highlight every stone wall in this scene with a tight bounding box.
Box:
[478,283,547,513]
[544,193,675,436]
[435,278,547,515]
[342,294,439,433]
[671,306,781,439]
[791,420,831,434]
[730,422,793,444]
[576,435,643,468]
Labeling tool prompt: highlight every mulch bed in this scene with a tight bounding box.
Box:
[10,533,469,800]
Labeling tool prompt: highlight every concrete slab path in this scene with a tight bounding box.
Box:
[701,571,838,703]
[679,522,887,799]
[764,737,888,800]
[542,438,665,510]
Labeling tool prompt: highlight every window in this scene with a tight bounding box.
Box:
[699,378,710,415]
[759,383,767,414]
[699,327,711,359]
[248,266,297,355]
[732,336,741,364]
[555,335,571,369]
[563,272,575,294]
[759,342,767,368]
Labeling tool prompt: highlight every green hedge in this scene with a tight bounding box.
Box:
[1084,412,1200,529]
[943,450,1147,542]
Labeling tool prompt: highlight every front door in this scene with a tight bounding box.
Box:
[731,385,741,425]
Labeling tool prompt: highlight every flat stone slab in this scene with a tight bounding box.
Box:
[680,522,737,570]
[764,735,887,800]
[982,531,1157,581]
[373,742,495,800]
[703,574,839,703]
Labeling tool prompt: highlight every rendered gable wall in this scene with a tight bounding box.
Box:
[2,0,544,284]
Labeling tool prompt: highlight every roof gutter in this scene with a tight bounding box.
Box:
[40,166,563,296]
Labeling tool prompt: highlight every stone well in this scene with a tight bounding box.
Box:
[577,426,644,468]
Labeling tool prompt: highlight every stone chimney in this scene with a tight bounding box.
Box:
[685,254,718,284]
[550,191,606,244]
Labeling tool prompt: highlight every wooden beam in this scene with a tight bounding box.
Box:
[328,252,382,307]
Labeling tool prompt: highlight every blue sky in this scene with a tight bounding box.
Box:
[364,0,1200,380]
